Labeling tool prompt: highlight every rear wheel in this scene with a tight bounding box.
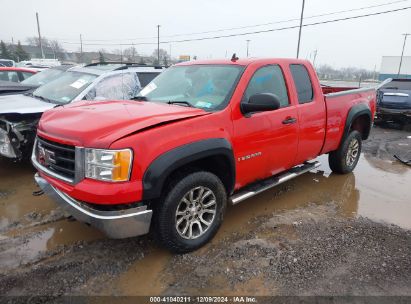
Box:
[329,130,362,174]
[155,171,227,253]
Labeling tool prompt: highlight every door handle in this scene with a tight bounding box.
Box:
[282,117,297,125]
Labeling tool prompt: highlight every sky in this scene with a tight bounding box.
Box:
[1,0,411,70]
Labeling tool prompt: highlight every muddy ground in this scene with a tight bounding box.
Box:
[0,125,410,299]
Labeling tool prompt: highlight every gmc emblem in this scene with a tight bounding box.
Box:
[38,144,56,166]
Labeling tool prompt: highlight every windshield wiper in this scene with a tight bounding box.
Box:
[167,100,194,107]
[131,95,148,101]
[32,94,55,104]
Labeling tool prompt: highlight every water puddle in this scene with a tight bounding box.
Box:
[0,219,104,270]
[352,154,411,230]
[0,159,56,230]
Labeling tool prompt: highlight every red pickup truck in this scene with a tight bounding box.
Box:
[33,58,378,253]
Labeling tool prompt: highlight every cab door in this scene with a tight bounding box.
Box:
[232,64,299,187]
[288,64,326,164]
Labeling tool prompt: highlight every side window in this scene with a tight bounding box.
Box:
[85,73,141,101]
[243,65,289,107]
[290,64,314,104]
[0,71,9,81]
[21,72,34,80]
[0,71,19,82]
[137,72,160,87]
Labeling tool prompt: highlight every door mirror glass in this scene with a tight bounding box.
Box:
[241,93,281,114]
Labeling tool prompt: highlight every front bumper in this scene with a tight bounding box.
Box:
[34,173,153,239]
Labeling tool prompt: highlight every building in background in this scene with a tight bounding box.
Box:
[379,56,411,80]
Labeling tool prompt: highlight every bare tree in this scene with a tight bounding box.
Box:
[151,48,169,65]
[49,39,65,60]
[123,46,138,62]
[26,36,51,48]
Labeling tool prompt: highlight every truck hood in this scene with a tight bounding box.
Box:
[0,94,56,114]
[38,100,210,148]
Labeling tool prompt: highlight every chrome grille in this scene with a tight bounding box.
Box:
[34,136,76,182]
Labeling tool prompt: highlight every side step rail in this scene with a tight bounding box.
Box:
[229,161,321,205]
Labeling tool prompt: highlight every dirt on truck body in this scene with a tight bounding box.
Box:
[0,126,410,298]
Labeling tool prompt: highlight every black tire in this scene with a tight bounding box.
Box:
[154,171,227,253]
[328,130,362,174]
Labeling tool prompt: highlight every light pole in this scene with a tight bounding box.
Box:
[296,0,306,58]
[398,33,410,77]
[246,39,250,57]
[36,12,45,59]
[157,25,161,65]
[80,34,83,63]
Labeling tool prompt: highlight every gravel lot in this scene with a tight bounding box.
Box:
[0,125,410,299]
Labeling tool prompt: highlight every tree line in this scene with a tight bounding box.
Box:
[0,40,30,62]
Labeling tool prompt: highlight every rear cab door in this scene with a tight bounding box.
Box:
[287,62,326,164]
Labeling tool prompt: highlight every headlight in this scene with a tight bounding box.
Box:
[0,129,16,158]
[85,148,132,182]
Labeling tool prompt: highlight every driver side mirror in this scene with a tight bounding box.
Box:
[241,93,281,115]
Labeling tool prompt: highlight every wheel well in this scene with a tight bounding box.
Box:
[161,155,234,196]
[350,114,371,140]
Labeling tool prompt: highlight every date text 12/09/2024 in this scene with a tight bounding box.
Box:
[149,296,257,303]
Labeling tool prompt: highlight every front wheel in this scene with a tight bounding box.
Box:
[155,171,227,253]
[329,130,362,174]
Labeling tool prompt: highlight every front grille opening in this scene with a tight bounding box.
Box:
[37,136,76,180]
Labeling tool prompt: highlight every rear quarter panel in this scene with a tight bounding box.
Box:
[321,89,376,154]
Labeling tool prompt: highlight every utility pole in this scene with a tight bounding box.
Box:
[80,34,83,63]
[312,49,318,68]
[246,39,250,57]
[296,0,306,58]
[398,33,410,77]
[157,25,161,64]
[36,12,45,59]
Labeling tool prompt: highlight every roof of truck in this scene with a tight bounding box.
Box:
[175,57,311,67]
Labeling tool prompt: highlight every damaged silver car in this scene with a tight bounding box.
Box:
[0,63,164,160]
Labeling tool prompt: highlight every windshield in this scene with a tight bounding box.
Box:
[32,71,97,104]
[21,68,65,86]
[139,65,243,110]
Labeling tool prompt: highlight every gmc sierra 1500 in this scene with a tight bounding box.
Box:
[33,58,381,253]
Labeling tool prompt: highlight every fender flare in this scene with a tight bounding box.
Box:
[343,103,372,141]
[142,138,235,200]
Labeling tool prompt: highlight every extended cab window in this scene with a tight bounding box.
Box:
[243,65,289,107]
[290,64,314,103]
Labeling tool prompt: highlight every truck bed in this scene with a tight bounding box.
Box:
[321,86,377,154]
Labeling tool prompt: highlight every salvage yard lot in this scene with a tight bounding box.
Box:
[0,125,410,296]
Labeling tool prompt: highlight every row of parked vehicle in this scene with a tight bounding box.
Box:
[0,62,165,159]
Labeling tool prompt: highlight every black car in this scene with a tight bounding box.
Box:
[377,79,411,124]
[0,64,73,96]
